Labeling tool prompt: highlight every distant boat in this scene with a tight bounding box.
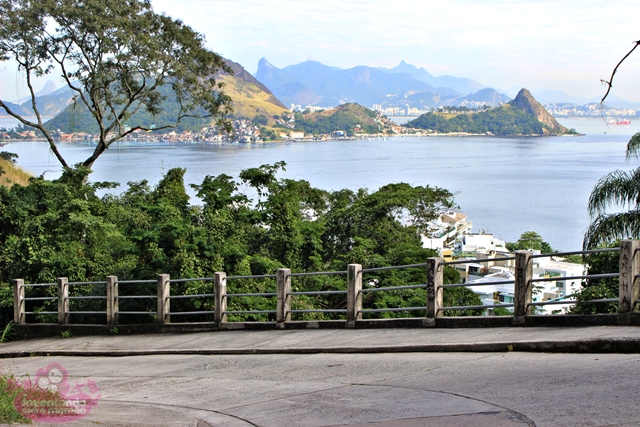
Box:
[607,119,631,125]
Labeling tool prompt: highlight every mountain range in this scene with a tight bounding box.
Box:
[254,58,510,110]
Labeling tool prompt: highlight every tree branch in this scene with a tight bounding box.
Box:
[600,40,640,106]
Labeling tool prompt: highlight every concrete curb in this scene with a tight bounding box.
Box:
[2,337,640,358]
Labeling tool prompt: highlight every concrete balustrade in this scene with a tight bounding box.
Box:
[57,277,69,324]
[12,241,640,334]
[347,264,362,327]
[513,251,533,324]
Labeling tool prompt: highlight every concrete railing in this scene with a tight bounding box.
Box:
[12,241,640,333]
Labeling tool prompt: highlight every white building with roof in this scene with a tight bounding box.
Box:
[464,253,585,315]
[421,211,473,253]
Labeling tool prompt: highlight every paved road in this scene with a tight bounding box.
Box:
[2,327,640,426]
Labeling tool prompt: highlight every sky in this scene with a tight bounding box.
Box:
[1,0,640,102]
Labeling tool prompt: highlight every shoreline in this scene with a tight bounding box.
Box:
[1,131,585,147]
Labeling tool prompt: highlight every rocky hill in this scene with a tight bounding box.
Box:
[406,89,575,136]
[215,59,288,122]
[511,88,567,133]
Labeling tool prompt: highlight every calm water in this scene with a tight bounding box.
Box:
[3,117,639,251]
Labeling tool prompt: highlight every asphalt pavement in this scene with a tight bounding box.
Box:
[2,326,640,427]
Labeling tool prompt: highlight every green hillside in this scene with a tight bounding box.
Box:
[407,89,576,136]
[407,105,547,135]
[45,59,288,134]
[293,103,382,135]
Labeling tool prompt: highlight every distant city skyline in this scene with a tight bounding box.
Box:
[1,0,640,103]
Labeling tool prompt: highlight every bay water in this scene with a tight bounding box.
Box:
[2,117,638,251]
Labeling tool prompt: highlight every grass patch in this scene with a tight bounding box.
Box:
[0,374,32,424]
[0,320,14,343]
[0,158,31,187]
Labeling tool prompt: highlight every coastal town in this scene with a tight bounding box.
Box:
[423,211,585,316]
[1,98,637,144]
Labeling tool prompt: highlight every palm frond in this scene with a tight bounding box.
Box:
[583,210,640,249]
[626,133,640,162]
[587,167,640,217]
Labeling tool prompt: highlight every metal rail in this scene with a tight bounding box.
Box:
[225,292,277,298]
[532,273,618,283]
[69,311,108,315]
[224,310,276,315]
[444,256,516,266]
[359,307,424,313]
[116,280,156,284]
[441,280,515,289]
[117,295,156,299]
[168,294,216,299]
[530,247,620,259]
[528,298,618,307]
[24,311,57,315]
[359,284,426,293]
[289,290,347,296]
[168,277,215,283]
[118,311,157,315]
[289,271,347,277]
[168,311,215,316]
[68,281,107,286]
[361,263,427,273]
[288,309,347,314]
[439,303,514,311]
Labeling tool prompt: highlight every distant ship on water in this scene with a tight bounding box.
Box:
[607,119,632,125]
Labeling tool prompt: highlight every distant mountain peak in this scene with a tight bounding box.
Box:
[258,57,277,70]
[511,88,567,133]
[40,80,57,95]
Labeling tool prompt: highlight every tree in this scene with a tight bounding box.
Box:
[506,231,554,253]
[584,41,640,248]
[584,134,640,248]
[0,0,232,169]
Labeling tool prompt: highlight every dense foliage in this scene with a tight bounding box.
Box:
[0,162,483,329]
[407,105,548,136]
[571,245,619,314]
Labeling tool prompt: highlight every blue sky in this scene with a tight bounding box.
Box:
[2,0,640,102]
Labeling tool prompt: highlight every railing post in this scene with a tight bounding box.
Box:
[157,274,170,324]
[276,268,291,328]
[13,279,25,325]
[514,250,533,324]
[214,272,227,325]
[106,275,118,327]
[347,264,362,327]
[57,277,69,325]
[619,240,640,313]
[426,258,443,325]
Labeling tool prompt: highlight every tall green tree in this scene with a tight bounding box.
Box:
[584,133,640,248]
[0,0,232,169]
[507,231,554,253]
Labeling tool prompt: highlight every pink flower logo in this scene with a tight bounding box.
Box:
[13,362,101,423]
